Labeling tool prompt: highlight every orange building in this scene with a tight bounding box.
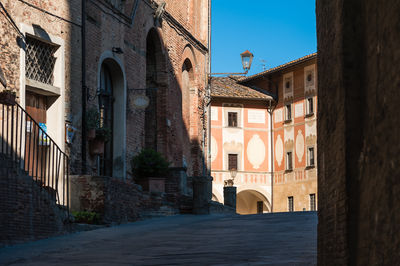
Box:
[210,53,317,213]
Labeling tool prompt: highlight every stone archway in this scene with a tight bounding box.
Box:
[237,189,271,215]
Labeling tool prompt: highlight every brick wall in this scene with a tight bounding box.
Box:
[317,0,400,264]
[0,160,67,246]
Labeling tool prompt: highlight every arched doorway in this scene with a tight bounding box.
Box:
[145,28,166,152]
[99,63,113,176]
[237,190,271,215]
[98,55,126,179]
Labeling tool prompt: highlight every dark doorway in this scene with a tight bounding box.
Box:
[99,64,113,176]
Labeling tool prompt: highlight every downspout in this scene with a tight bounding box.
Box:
[267,99,275,212]
[81,0,87,173]
[130,0,140,27]
[206,0,212,176]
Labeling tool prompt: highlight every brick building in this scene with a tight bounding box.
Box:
[210,53,318,213]
[0,0,211,243]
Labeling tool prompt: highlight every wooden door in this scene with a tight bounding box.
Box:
[25,91,48,183]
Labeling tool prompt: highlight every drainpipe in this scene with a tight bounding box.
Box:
[206,0,212,176]
[267,100,275,212]
[81,0,87,174]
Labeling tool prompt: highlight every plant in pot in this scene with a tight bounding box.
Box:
[0,90,16,106]
[89,126,111,156]
[131,149,170,192]
[86,108,100,140]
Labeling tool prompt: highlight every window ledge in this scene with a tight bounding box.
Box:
[284,119,292,124]
[305,165,315,170]
[305,113,314,118]
[285,169,293,173]
[26,78,60,96]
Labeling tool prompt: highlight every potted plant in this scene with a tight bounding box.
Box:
[89,126,111,156]
[0,90,16,106]
[86,108,100,140]
[131,149,170,192]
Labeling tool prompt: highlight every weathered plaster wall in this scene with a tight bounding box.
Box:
[317,0,400,264]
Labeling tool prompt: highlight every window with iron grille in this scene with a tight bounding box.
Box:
[310,194,316,211]
[228,154,238,171]
[228,112,238,127]
[288,196,294,212]
[25,36,59,85]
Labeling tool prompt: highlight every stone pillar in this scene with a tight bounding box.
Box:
[192,176,212,214]
[223,186,237,211]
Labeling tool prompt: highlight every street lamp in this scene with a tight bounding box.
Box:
[209,50,254,76]
[240,50,254,72]
[225,168,237,187]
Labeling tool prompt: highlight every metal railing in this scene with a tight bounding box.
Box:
[0,101,69,210]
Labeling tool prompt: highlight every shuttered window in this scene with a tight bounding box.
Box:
[228,154,238,171]
[228,112,238,127]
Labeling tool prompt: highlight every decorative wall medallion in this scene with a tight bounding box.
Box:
[211,136,218,162]
[132,95,150,109]
[246,134,265,169]
[296,130,304,162]
[275,134,283,166]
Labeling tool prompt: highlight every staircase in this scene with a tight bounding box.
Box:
[0,100,70,245]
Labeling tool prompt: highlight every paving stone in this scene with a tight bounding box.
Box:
[0,212,317,265]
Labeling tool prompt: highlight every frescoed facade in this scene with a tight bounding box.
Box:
[210,77,274,214]
[211,53,318,214]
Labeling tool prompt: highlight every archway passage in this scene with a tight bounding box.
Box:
[237,190,270,215]
[145,28,166,152]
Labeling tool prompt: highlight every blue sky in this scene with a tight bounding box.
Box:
[211,0,317,76]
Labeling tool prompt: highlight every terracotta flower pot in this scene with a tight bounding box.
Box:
[138,177,166,192]
[87,128,96,140]
[0,91,16,106]
[89,137,104,155]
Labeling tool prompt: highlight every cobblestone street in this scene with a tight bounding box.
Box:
[0,212,317,265]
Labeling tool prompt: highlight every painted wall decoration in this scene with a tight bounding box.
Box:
[275,108,283,123]
[295,102,304,118]
[275,134,284,166]
[305,120,316,137]
[248,110,265,124]
[246,134,265,169]
[284,127,294,143]
[211,135,218,162]
[211,106,218,121]
[295,130,304,162]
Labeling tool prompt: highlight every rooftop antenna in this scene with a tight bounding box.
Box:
[260,59,267,71]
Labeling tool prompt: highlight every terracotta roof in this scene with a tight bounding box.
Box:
[210,76,273,100]
[240,52,317,82]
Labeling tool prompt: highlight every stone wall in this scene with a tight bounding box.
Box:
[317,0,400,264]
[0,160,67,246]
[70,175,179,223]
